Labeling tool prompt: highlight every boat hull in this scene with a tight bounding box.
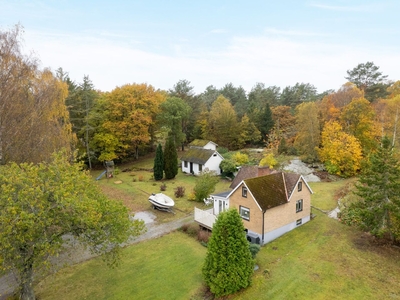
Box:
[148,193,175,209]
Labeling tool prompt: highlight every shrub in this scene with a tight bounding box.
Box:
[180,223,199,237]
[197,230,211,244]
[138,175,144,181]
[193,171,219,202]
[175,186,185,198]
[160,183,167,191]
[249,243,261,258]
[217,147,229,155]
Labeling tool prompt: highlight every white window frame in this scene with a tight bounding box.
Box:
[239,206,250,221]
[242,186,247,198]
[298,181,302,192]
[296,199,303,213]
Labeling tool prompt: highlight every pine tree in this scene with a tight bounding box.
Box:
[163,137,178,179]
[202,209,254,297]
[153,143,164,181]
[259,103,274,140]
[345,136,400,241]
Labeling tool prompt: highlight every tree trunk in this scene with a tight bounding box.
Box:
[19,262,36,300]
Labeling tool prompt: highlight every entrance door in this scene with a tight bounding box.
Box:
[190,162,193,174]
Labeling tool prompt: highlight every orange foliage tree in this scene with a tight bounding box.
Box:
[92,84,166,161]
[318,121,363,177]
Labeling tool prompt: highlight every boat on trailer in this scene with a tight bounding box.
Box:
[148,193,175,210]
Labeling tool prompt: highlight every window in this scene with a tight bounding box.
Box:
[296,199,303,213]
[298,181,302,192]
[296,218,302,225]
[184,161,188,168]
[199,164,203,172]
[242,187,247,198]
[239,206,250,221]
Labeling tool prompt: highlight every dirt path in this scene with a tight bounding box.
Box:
[0,213,193,300]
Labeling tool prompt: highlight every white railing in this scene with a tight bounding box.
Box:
[194,207,216,230]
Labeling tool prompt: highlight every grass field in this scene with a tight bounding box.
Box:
[93,154,232,223]
[34,174,400,300]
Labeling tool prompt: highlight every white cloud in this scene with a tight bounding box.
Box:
[308,2,381,12]
[22,28,400,94]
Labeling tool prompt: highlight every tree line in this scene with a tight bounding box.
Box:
[2,25,400,179]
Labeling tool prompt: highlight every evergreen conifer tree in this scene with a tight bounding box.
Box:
[259,103,274,140]
[153,143,164,181]
[202,209,254,297]
[345,136,400,241]
[163,137,178,179]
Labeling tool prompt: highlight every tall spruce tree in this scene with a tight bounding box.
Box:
[202,209,254,297]
[163,137,178,179]
[345,136,400,241]
[153,143,164,181]
[259,103,274,142]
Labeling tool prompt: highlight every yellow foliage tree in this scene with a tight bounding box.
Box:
[340,97,379,153]
[259,152,277,169]
[93,84,166,160]
[318,121,363,177]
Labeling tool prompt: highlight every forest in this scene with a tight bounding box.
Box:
[2,25,400,179]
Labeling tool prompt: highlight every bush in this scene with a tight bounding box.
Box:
[249,243,261,258]
[180,223,199,237]
[138,175,144,181]
[174,186,185,198]
[197,230,211,244]
[160,183,167,191]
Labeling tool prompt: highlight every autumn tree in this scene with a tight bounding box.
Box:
[340,97,379,153]
[294,102,320,162]
[157,96,191,150]
[163,136,178,179]
[342,137,400,242]
[153,143,164,180]
[92,84,165,161]
[238,114,261,147]
[207,95,241,149]
[0,25,73,164]
[219,83,248,118]
[318,121,363,177]
[267,106,296,149]
[345,61,389,102]
[0,151,145,300]
[202,209,254,297]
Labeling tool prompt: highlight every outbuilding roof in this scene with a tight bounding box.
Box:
[180,148,216,164]
[189,139,217,148]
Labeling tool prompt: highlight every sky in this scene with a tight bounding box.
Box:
[1,0,400,94]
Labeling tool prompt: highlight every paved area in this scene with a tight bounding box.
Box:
[0,213,193,299]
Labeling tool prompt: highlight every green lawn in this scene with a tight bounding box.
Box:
[34,178,400,300]
[35,232,206,300]
[309,178,356,211]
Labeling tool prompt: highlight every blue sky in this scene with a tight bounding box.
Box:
[1,0,399,94]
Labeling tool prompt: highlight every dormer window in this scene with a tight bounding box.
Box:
[242,186,247,198]
[298,181,302,192]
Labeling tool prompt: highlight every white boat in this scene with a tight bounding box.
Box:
[148,193,175,209]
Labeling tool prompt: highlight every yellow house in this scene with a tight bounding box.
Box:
[194,172,313,244]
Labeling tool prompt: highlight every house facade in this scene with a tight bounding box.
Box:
[180,140,223,175]
[194,172,313,244]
